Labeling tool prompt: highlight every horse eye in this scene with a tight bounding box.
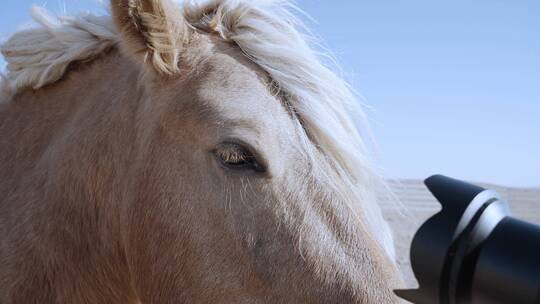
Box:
[214,143,265,173]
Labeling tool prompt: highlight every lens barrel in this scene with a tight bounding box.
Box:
[394,175,540,304]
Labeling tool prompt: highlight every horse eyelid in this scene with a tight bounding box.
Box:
[214,140,269,174]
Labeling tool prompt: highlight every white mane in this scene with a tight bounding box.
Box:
[0,0,396,259]
[1,7,118,91]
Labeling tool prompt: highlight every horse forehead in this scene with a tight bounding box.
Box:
[192,51,285,121]
[197,51,267,95]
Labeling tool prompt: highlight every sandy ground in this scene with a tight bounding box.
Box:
[379,179,540,288]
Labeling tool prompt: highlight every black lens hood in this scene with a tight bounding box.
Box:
[395,175,540,304]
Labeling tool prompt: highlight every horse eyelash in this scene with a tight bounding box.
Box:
[216,145,250,163]
[214,142,266,173]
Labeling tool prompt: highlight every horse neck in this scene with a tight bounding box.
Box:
[0,49,142,302]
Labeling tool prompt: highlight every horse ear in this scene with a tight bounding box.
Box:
[110,0,189,74]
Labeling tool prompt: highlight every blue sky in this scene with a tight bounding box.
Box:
[1,0,539,187]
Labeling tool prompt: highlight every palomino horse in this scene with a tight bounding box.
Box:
[0,0,402,302]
